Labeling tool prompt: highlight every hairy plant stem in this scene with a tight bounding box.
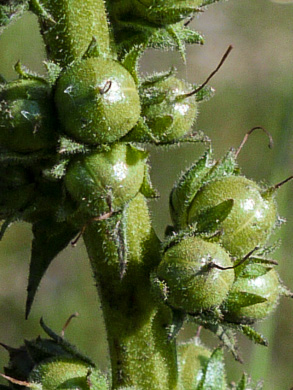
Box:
[82,196,178,389]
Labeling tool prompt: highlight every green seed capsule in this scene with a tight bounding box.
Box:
[55,58,141,145]
[127,76,197,143]
[29,357,108,390]
[157,236,234,313]
[224,267,281,324]
[187,176,278,258]
[0,80,57,152]
[64,143,147,217]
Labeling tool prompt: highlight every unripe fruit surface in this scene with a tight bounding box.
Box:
[64,144,146,216]
[157,236,234,313]
[178,342,211,390]
[29,357,108,390]
[224,267,281,324]
[0,80,56,152]
[142,77,197,143]
[55,58,141,145]
[188,176,277,258]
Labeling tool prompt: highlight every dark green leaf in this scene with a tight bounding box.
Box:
[26,220,79,318]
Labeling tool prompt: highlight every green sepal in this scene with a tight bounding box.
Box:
[44,61,62,85]
[206,149,238,183]
[239,325,268,346]
[194,85,215,102]
[58,136,91,156]
[0,0,28,35]
[29,0,55,24]
[14,61,48,84]
[24,338,73,363]
[195,199,234,234]
[166,25,186,62]
[39,318,96,366]
[236,263,274,280]
[141,68,176,88]
[25,220,79,318]
[42,159,69,180]
[122,118,160,143]
[225,292,268,308]
[195,348,227,390]
[149,23,204,52]
[202,323,242,363]
[140,164,159,198]
[121,44,148,85]
[169,148,213,228]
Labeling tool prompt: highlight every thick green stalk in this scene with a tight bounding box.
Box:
[32,0,110,66]
[83,194,178,389]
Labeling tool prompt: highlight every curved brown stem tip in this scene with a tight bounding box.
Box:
[235,126,274,158]
[273,175,293,190]
[61,312,79,338]
[185,45,233,98]
[211,247,259,270]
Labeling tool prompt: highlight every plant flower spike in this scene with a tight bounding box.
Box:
[0,0,292,389]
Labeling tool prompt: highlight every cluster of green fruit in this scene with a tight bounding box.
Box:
[0,0,292,389]
[155,146,292,332]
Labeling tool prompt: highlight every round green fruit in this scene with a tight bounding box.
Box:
[0,80,57,152]
[187,176,278,258]
[224,267,281,324]
[29,357,108,390]
[55,58,141,145]
[157,236,234,313]
[178,341,211,390]
[64,143,147,217]
[127,76,197,143]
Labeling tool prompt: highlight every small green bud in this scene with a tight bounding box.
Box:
[157,236,234,313]
[55,58,141,145]
[0,80,57,152]
[64,143,147,217]
[187,176,278,258]
[126,76,197,143]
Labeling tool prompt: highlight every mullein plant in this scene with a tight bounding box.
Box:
[0,0,292,389]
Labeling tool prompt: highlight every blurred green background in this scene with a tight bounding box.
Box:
[0,0,293,388]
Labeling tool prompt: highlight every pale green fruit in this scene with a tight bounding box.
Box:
[55,58,141,145]
[157,236,234,313]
